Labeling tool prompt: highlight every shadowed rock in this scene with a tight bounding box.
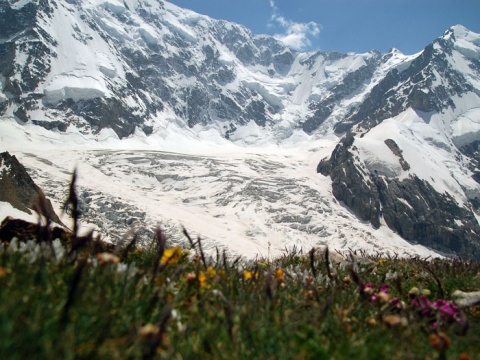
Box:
[0,151,62,225]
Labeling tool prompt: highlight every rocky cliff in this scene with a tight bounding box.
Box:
[0,151,62,225]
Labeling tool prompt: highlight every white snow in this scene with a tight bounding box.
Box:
[355,137,403,178]
[451,107,480,147]
[0,202,38,224]
[0,116,444,259]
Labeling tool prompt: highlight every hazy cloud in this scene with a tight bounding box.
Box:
[268,0,320,51]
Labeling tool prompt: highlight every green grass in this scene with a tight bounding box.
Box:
[1,235,480,360]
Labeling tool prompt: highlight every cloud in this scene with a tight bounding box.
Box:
[268,0,321,51]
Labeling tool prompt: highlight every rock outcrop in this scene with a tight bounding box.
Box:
[318,136,480,260]
[0,151,62,225]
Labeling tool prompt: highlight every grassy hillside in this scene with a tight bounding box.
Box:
[1,229,480,359]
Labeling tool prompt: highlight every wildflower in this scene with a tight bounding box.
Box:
[422,289,431,297]
[52,238,66,260]
[411,295,460,329]
[382,315,408,327]
[171,309,186,332]
[304,275,314,287]
[390,297,401,307]
[0,267,5,278]
[361,282,376,297]
[359,282,391,303]
[206,266,216,278]
[185,272,196,284]
[160,247,182,266]
[429,332,450,352]
[378,284,390,293]
[198,271,208,288]
[138,324,160,337]
[385,270,398,280]
[433,299,460,319]
[376,291,392,304]
[275,268,284,282]
[243,270,258,280]
[190,266,218,289]
[96,252,120,265]
[409,287,420,296]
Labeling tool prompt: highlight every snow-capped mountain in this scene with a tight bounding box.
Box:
[1,0,480,259]
[0,0,427,140]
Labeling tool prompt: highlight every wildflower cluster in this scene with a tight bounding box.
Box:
[160,246,182,266]
[411,292,461,330]
[359,282,395,305]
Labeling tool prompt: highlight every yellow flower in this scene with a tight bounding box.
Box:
[206,266,216,278]
[275,268,284,281]
[160,247,182,266]
[198,271,209,288]
[243,270,258,280]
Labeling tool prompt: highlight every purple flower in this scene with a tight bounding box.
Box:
[390,297,400,307]
[379,284,390,293]
[358,282,392,303]
[411,295,460,328]
[433,299,460,320]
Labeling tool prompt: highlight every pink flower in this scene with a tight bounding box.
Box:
[411,295,460,328]
[390,297,400,307]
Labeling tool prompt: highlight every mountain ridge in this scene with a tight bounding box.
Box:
[5,1,477,141]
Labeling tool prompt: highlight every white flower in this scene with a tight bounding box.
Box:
[7,237,19,253]
[52,238,66,260]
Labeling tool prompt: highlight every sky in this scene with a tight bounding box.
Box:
[167,0,480,54]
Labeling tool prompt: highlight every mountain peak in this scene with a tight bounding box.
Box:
[442,24,480,44]
[448,24,471,36]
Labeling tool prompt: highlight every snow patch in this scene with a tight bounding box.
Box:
[0,202,37,224]
[43,76,108,104]
[355,138,403,178]
[451,107,480,147]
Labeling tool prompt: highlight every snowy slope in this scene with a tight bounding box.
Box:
[0,122,441,259]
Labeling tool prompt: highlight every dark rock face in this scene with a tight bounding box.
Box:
[0,151,62,225]
[318,135,382,228]
[0,0,298,139]
[336,39,474,134]
[0,216,67,243]
[384,139,410,171]
[318,137,480,260]
[460,140,480,185]
[303,53,382,134]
